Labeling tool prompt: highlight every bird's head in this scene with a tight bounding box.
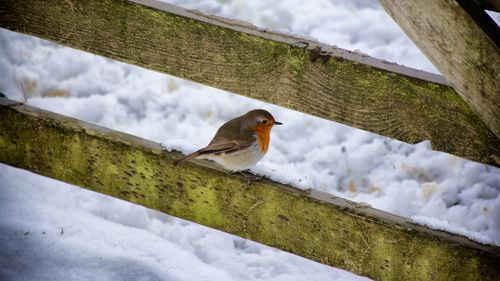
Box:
[243,109,282,130]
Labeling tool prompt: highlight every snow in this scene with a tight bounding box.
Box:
[1,166,364,281]
[1,0,500,280]
[410,215,493,245]
[165,0,437,74]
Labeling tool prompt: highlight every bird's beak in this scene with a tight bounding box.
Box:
[274,121,283,125]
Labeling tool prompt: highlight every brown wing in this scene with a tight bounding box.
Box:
[173,117,255,166]
[172,137,255,166]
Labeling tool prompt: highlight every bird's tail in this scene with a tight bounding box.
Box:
[173,151,200,166]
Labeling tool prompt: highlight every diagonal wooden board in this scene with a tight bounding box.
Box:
[0,0,499,166]
[1,98,499,281]
[379,0,500,139]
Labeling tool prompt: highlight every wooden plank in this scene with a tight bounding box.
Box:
[378,0,500,139]
[456,0,500,49]
[0,0,499,167]
[1,99,500,281]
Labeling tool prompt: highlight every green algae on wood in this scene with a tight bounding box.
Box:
[1,100,500,281]
[0,0,499,166]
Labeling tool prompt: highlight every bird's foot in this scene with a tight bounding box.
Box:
[230,170,262,185]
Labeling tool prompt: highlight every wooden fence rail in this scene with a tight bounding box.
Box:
[1,99,500,281]
[1,0,499,167]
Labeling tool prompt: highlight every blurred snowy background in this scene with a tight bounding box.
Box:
[1,0,499,280]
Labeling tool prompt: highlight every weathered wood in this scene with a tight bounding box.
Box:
[1,99,500,281]
[378,0,500,139]
[0,0,499,167]
[456,0,500,48]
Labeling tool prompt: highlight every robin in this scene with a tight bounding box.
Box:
[173,109,282,171]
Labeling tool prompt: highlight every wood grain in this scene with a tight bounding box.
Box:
[1,98,500,281]
[379,0,500,138]
[0,0,499,166]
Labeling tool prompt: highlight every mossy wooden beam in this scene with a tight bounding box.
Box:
[1,99,500,281]
[378,0,500,139]
[0,0,499,167]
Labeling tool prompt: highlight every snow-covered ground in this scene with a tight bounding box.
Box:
[1,0,500,280]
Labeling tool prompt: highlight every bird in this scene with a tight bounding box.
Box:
[173,109,282,172]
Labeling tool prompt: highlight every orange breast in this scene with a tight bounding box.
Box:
[249,124,271,153]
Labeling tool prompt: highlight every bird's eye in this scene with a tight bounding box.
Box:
[262,120,268,124]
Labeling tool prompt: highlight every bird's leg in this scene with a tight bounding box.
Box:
[231,170,262,185]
